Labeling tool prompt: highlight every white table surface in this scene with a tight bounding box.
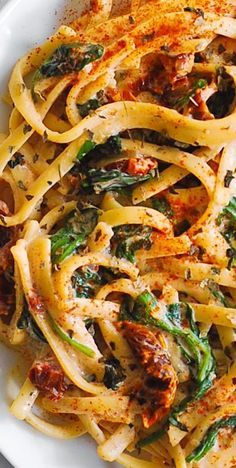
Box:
[0,1,13,465]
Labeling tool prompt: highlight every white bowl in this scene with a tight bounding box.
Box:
[0,2,117,466]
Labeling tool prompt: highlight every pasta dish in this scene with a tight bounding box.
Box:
[1,0,236,466]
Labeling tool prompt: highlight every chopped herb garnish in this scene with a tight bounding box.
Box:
[142,32,155,44]
[224,170,235,188]
[218,196,236,225]
[211,266,221,275]
[25,195,34,201]
[184,7,204,18]
[23,124,32,134]
[8,146,15,154]
[226,247,236,269]
[185,268,191,280]
[218,43,226,54]
[18,180,27,191]
[42,131,48,143]
[160,44,170,53]
[0,215,7,226]
[8,153,24,168]
[58,165,62,180]
[33,153,39,163]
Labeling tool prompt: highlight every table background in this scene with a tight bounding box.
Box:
[0,0,8,9]
[0,452,12,467]
[0,1,13,465]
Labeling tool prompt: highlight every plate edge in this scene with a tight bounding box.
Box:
[0,0,25,25]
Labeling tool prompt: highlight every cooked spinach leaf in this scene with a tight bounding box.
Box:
[119,290,215,447]
[152,197,174,219]
[137,428,166,447]
[218,196,236,225]
[217,196,236,268]
[72,135,122,175]
[103,358,126,390]
[49,316,95,357]
[17,301,47,343]
[77,140,96,161]
[112,225,153,263]
[72,265,124,298]
[206,279,231,307]
[121,290,215,435]
[172,79,207,111]
[81,168,156,193]
[97,135,122,156]
[33,42,104,82]
[183,7,204,17]
[51,208,98,264]
[128,292,215,447]
[77,99,101,118]
[186,415,236,462]
[77,90,107,118]
[143,130,195,152]
[174,219,191,236]
[72,266,104,298]
[120,291,214,385]
[207,67,235,119]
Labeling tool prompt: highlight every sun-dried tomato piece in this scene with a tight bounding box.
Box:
[106,157,157,177]
[29,357,68,400]
[126,158,157,176]
[121,321,177,428]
